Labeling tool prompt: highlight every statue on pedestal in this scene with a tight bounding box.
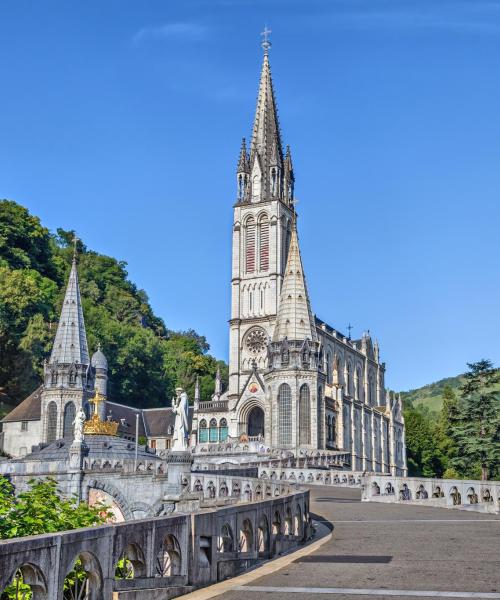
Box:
[172,387,189,451]
[73,407,86,443]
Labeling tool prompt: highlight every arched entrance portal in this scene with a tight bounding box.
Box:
[248,406,264,437]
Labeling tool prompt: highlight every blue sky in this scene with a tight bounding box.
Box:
[1,0,499,391]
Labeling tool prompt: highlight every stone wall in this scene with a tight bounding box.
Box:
[362,474,500,514]
[0,486,309,599]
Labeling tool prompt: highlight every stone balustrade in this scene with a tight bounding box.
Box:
[259,466,364,487]
[0,485,310,599]
[362,474,500,514]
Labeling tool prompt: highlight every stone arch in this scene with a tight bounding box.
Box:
[218,523,234,553]
[219,481,229,498]
[466,487,478,504]
[238,397,265,436]
[207,481,216,499]
[86,479,130,521]
[257,514,270,555]
[294,504,303,537]
[450,486,462,506]
[64,551,102,600]
[482,488,492,503]
[399,484,411,501]
[416,484,428,499]
[3,563,47,599]
[244,485,252,501]
[432,485,444,498]
[272,510,282,535]
[115,543,146,579]
[156,534,182,576]
[239,519,253,552]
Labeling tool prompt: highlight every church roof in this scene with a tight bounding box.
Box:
[1,386,43,423]
[49,257,89,366]
[273,220,317,342]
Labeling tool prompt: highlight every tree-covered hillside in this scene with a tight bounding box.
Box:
[401,374,500,416]
[0,200,227,413]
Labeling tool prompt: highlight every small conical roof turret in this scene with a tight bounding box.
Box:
[214,366,222,396]
[237,138,250,173]
[273,219,316,342]
[49,255,89,366]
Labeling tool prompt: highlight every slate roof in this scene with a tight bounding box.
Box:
[1,386,43,423]
[142,407,194,437]
[106,401,146,438]
[49,257,89,366]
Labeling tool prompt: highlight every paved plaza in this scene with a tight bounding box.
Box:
[219,486,500,600]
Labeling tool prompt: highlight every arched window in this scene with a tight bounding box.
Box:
[355,367,361,400]
[326,351,332,384]
[298,384,311,445]
[346,363,353,397]
[369,375,376,406]
[245,217,256,273]
[63,401,76,438]
[199,419,208,443]
[259,215,269,271]
[278,383,292,445]
[219,418,228,442]
[47,401,58,442]
[209,418,218,443]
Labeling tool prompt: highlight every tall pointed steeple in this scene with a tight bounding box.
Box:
[273,219,316,342]
[49,255,89,366]
[246,32,288,203]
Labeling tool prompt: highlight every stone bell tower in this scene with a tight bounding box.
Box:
[228,32,296,402]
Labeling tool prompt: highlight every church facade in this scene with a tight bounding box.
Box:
[192,45,407,475]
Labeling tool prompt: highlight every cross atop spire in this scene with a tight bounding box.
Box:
[261,25,272,55]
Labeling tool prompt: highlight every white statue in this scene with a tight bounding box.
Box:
[172,387,189,451]
[73,407,86,443]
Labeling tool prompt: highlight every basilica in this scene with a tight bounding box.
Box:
[0,43,406,477]
[190,45,407,475]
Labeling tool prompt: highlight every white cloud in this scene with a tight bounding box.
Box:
[133,22,208,45]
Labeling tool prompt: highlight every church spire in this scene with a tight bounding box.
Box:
[49,254,89,366]
[248,30,286,202]
[273,219,316,342]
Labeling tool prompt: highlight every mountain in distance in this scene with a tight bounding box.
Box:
[400,372,500,415]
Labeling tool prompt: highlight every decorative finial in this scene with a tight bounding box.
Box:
[347,323,353,340]
[261,25,272,55]
[72,234,79,261]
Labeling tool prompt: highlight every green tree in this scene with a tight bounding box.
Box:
[433,385,459,474]
[0,200,57,279]
[0,477,110,540]
[403,406,445,477]
[0,200,227,411]
[451,360,500,480]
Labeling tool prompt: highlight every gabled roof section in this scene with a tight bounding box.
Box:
[250,52,284,175]
[1,386,42,422]
[273,220,317,342]
[49,257,89,365]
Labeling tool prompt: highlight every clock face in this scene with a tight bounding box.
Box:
[246,328,268,355]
